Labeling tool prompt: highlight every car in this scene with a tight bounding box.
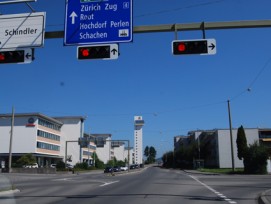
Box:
[50,164,56,168]
[130,164,135,169]
[66,163,74,169]
[23,163,39,168]
[113,166,121,172]
[104,166,113,173]
[120,166,128,171]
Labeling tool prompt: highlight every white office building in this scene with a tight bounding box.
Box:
[0,113,88,168]
[134,116,144,164]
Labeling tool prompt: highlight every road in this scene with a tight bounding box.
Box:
[1,167,271,204]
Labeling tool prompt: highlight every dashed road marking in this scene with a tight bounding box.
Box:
[188,175,237,204]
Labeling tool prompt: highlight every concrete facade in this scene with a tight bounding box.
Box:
[0,113,87,167]
[174,128,270,168]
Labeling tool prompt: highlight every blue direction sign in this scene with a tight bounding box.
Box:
[64,0,133,45]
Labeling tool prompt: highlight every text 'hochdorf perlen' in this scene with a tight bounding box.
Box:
[79,20,130,39]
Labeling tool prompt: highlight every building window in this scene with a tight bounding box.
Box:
[38,118,61,131]
[37,130,60,141]
[37,142,60,151]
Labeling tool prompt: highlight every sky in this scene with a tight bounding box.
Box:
[1,0,271,158]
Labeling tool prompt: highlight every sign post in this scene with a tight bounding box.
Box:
[64,0,133,45]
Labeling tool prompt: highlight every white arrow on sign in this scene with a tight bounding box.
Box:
[69,12,78,25]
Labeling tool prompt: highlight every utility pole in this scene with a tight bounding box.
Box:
[227,100,235,172]
[8,106,14,173]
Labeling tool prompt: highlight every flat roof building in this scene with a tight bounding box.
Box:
[0,113,87,168]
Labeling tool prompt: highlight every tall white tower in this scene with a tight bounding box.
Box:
[134,116,144,164]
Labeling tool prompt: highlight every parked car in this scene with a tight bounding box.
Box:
[23,163,39,168]
[104,166,113,173]
[120,166,128,171]
[113,166,121,172]
[66,163,74,169]
[50,164,56,168]
[130,164,135,169]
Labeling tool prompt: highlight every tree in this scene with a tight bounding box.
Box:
[144,146,156,164]
[17,153,36,166]
[144,146,149,158]
[149,146,157,162]
[236,125,248,160]
[243,141,269,174]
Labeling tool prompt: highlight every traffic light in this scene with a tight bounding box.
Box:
[77,44,119,60]
[172,39,208,55]
[0,50,25,64]
[0,48,34,64]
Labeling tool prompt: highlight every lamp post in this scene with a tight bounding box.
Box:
[8,106,15,173]
[227,100,235,172]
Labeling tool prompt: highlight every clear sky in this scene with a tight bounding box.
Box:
[1,0,271,158]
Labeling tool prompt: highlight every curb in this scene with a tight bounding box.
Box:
[0,189,20,196]
[259,189,271,204]
[182,169,220,176]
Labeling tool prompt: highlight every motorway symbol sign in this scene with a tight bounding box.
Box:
[0,12,46,49]
[64,0,133,45]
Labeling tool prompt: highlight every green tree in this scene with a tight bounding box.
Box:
[243,141,269,174]
[17,153,36,166]
[162,151,173,168]
[149,146,157,163]
[236,125,248,160]
[144,146,150,161]
[93,152,105,169]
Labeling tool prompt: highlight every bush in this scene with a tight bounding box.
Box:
[74,162,89,170]
[243,141,269,174]
[56,161,66,171]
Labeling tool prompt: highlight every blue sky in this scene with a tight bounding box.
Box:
[1,0,271,157]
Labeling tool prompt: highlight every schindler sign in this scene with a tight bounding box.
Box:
[0,12,46,49]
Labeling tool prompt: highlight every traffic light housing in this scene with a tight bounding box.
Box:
[172,39,208,55]
[0,48,34,64]
[0,50,25,64]
[77,44,119,60]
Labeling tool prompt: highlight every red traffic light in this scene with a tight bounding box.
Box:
[78,45,110,60]
[172,40,208,55]
[177,43,186,52]
[0,53,5,61]
[0,50,24,64]
[81,48,90,57]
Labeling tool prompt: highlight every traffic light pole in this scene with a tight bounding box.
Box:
[45,19,271,39]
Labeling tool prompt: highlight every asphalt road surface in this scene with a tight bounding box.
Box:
[1,167,271,204]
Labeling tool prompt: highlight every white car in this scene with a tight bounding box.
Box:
[50,164,56,168]
[120,166,128,171]
[23,163,38,168]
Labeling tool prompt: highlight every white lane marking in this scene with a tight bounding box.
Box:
[100,180,119,187]
[52,178,72,181]
[188,175,237,204]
